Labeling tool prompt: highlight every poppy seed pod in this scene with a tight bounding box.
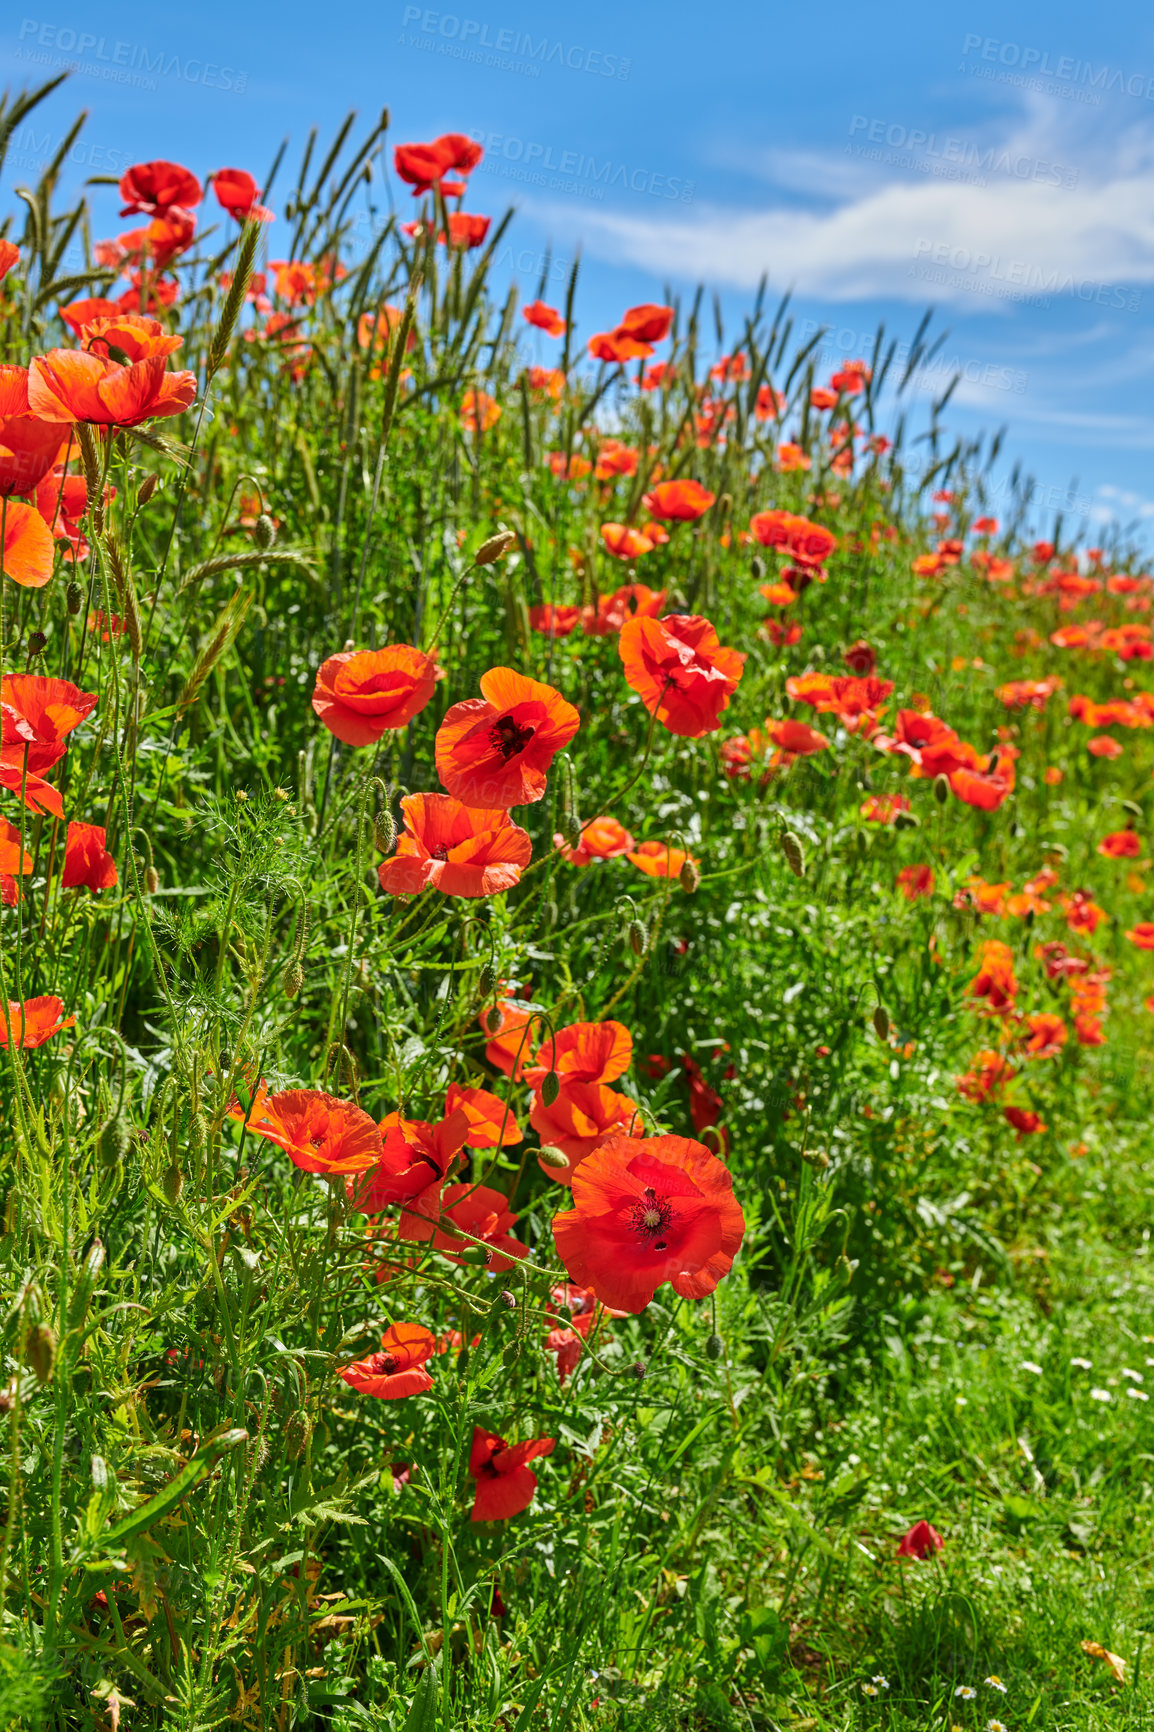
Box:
[474,529,518,566]
[254,513,276,549]
[781,831,805,877]
[537,1143,570,1169]
[705,1332,724,1361]
[66,581,82,615]
[27,630,46,656]
[873,1005,890,1041]
[461,1245,493,1267]
[541,1070,561,1107]
[25,1321,56,1385]
[680,858,701,894]
[934,773,950,804]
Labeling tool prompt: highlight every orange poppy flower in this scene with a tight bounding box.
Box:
[529,603,581,637]
[581,583,667,636]
[480,1000,542,1079]
[552,1133,745,1313]
[29,348,196,427]
[765,718,829,755]
[750,509,837,568]
[594,439,638,480]
[1024,1013,1067,1058]
[1126,922,1154,950]
[80,313,184,364]
[2,674,97,772]
[0,499,54,588]
[527,366,565,399]
[642,480,715,522]
[588,330,652,364]
[555,814,636,866]
[469,1426,555,1521]
[0,819,32,906]
[896,864,934,901]
[523,299,565,336]
[545,451,592,481]
[312,645,438,747]
[0,995,75,1049]
[968,940,1017,1013]
[212,168,273,223]
[618,613,744,738]
[525,1020,632,1091]
[949,765,1012,811]
[1087,735,1123,758]
[435,667,579,808]
[0,241,19,281]
[338,1322,437,1400]
[460,388,500,432]
[627,840,696,879]
[62,821,117,892]
[775,442,812,472]
[378,793,531,898]
[600,522,654,560]
[956,1049,1014,1102]
[351,1107,469,1214]
[229,1085,381,1175]
[618,303,673,344]
[119,159,202,214]
[444,1083,522,1147]
[0,366,69,497]
[1099,830,1141,858]
[530,1081,640,1184]
[58,298,123,338]
[399,1181,527,1271]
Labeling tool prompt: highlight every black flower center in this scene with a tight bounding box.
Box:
[432,844,450,861]
[370,1352,399,1376]
[490,715,535,760]
[629,1186,674,1252]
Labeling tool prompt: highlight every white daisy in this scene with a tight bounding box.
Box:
[1122,1368,1144,1382]
[1020,1360,1043,1376]
[984,1674,1007,1691]
[1090,1387,1112,1402]
[955,1684,977,1698]
[1071,1357,1092,1369]
[1127,1388,1149,1401]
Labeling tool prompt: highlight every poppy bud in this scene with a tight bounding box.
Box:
[537,1144,570,1169]
[254,513,276,549]
[563,814,582,851]
[629,1360,646,1379]
[680,858,701,894]
[374,807,396,854]
[836,1253,855,1286]
[872,1005,890,1041]
[705,1333,724,1361]
[498,1290,517,1311]
[66,581,82,616]
[461,1245,493,1267]
[751,555,766,581]
[781,831,805,878]
[27,630,46,657]
[137,472,160,506]
[627,919,647,957]
[284,1409,312,1460]
[802,1145,831,1168]
[97,1110,131,1168]
[855,829,871,857]
[485,1005,503,1034]
[162,1159,184,1205]
[934,773,950,805]
[25,1321,56,1384]
[541,1070,561,1107]
[893,809,919,830]
[478,960,497,997]
[474,529,517,566]
[282,960,304,999]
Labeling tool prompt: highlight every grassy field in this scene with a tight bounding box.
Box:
[1,81,1153,1730]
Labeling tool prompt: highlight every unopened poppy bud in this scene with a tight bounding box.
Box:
[564,814,582,851]
[934,773,950,805]
[282,960,304,999]
[802,1145,830,1168]
[97,1111,131,1168]
[66,580,83,615]
[162,1159,184,1205]
[540,1070,561,1107]
[751,555,766,581]
[705,1332,724,1361]
[478,960,497,997]
[284,1409,312,1460]
[25,1322,56,1384]
[27,629,46,657]
[498,1289,517,1311]
[374,807,396,854]
[873,1005,890,1041]
[629,1360,646,1380]
[254,513,276,549]
[836,1253,855,1285]
[485,1005,502,1034]
[144,865,160,894]
[537,1144,570,1169]
[461,1245,493,1267]
[781,831,805,877]
[627,919,647,957]
[680,857,701,894]
[474,529,517,566]
[855,829,871,857]
[893,809,919,830]
[137,472,160,506]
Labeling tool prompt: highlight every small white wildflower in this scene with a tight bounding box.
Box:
[847,1453,861,1466]
[984,1674,1007,1692]
[1071,1357,1092,1369]
[956,1395,967,1406]
[988,1720,1009,1732]
[860,1682,879,1697]
[955,1684,978,1699]
[1127,1388,1149,1402]
[1020,1360,1043,1376]
[872,1674,890,1688]
[1122,1368,1144,1382]
[1090,1387,1112,1402]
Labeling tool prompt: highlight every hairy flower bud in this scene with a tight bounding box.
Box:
[254,513,276,549]
[540,1070,561,1108]
[705,1332,724,1361]
[680,858,701,894]
[162,1159,184,1205]
[780,831,805,877]
[485,1005,503,1034]
[474,529,518,566]
[66,581,82,616]
[97,1110,131,1168]
[537,1143,570,1169]
[25,1322,56,1384]
[144,866,160,895]
[893,809,919,831]
[627,919,647,957]
[27,630,46,657]
[374,806,396,855]
[498,1289,517,1311]
[934,773,950,805]
[136,471,160,507]
[282,960,305,999]
[284,1409,312,1460]
[872,1005,890,1041]
[478,960,497,997]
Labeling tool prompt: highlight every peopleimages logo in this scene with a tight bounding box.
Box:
[960,33,1154,102]
[399,7,631,77]
[911,240,1142,312]
[470,131,694,202]
[848,116,1078,188]
[15,20,248,91]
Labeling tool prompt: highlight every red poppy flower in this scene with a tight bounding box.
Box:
[352,1108,469,1214]
[530,1082,640,1184]
[896,864,934,901]
[435,667,580,808]
[62,821,117,891]
[529,603,581,637]
[599,522,654,560]
[338,1322,437,1400]
[552,1134,744,1313]
[1004,1106,1046,1138]
[588,330,652,364]
[1088,735,1124,759]
[956,1050,1014,1102]
[443,213,490,249]
[642,480,715,522]
[58,298,124,338]
[619,613,744,738]
[1024,1013,1067,1058]
[949,765,1012,811]
[523,299,565,336]
[968,940,1017,1013]
[0,819,32,906]
[0,499,54,588]
[618,303,673,344]
[2,674,97,772]
[378,794,531,898]
[750,509,837,567]
[593,439,638,480]
[229,1085,381,1175]
[0,995,75,1049]
[460,388,500,432]
[81,313,184,363]
[765,718,829,756]
[0,366,69,497]
[860,793,909,824]
[212,169,273,223]
[400,1182,527,1270]
[582,584,667,635]
[119,160,202,215]
[312,645,438,747]
[627,840,696,879]
[897,1520,943,1560]
[444,1083,522,1147]
[469,1426,555,1521]
[525,1021,632,1091]
[1127,923,1154,950]
[556,814,636,866]
[28,349,196,427]
[1062,891,1106,936]
[0,241,19,281]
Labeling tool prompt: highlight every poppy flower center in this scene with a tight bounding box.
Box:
[490,715,535,760]
[370,1352,400,1376]
[629,1185,674,1251]
[431,844,451,861]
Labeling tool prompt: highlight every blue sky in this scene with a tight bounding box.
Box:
[4,0,1154,548]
